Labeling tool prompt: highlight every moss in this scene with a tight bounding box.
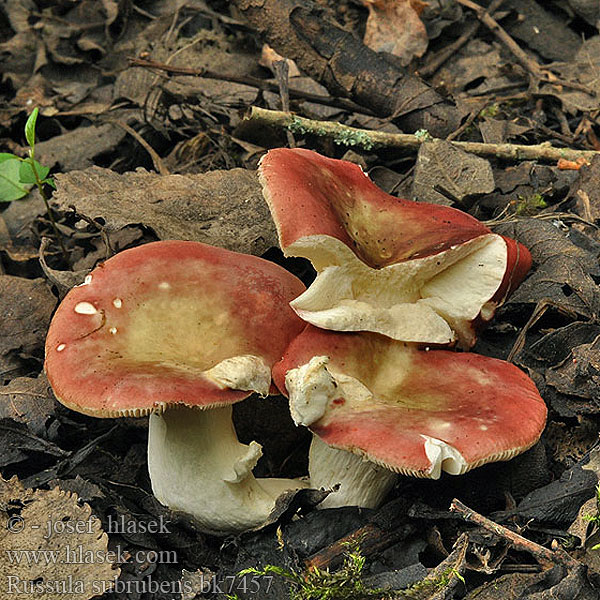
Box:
[286,117,376,150]
[513,193,547,216]
[414,129,433,142]
[235,544,465,600]
[479,103,500,119]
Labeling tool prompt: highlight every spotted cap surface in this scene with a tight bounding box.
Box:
[45,241,307,417]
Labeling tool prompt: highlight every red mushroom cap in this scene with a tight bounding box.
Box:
[45,241,306,418]
[259,148,532,347]
[259,148,492,267]
[273,326,547,478]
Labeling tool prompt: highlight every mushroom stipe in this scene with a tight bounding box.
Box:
[45,240,308,534]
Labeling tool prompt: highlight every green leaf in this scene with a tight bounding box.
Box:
[25,107,39,149]
[0,157,31,202]
[43,177,56,189]
[19,159,49,184]
[0,152,19,165]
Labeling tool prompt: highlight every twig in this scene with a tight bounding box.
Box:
[272,59,296,148]
[245,106,600,163]
[455,0,542,81]
[456,0,595,96]
[129,57,372,115]
[420,0,505,78]
[449,498,580,569]
[30,158,69,261]
[446,102,484,141]
[305,498,415,571]
[110,120,169,175]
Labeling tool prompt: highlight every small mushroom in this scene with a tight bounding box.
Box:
[259,148,531,348]
[45,241,308,534]
[273,326,547,509]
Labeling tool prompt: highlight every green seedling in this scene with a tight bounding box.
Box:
[0,108,54,202]
[0,108,66,257]
[584,483,600,551]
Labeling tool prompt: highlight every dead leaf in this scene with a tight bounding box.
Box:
[495,220,600,320]
[479,118,531,145]
[180,568,216,599]
[0,418,67,468]
[362,0,429,66]
[0,374,57,437]
[0,476,119,599]
[53,166,277,256]
[546,335,600,400]
[568,497,597,547]
[464,565,596,599]
[541,36,600,114]
[0,276,56,356]
[501,445,600,526]
[567,0,600,26]
[570,155,600,224]
[432,39,509,95]
[412,139,495,206]
[504,0,581,62]
[35,123,127,172]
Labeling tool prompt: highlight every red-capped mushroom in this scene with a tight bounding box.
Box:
[259,148,531,348]
[45,241,308,534]
[273,326,547,509]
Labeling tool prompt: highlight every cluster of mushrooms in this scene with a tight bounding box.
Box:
[45,148,547,535]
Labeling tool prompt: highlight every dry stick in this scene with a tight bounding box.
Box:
[455,0,595,96]
[450,499,580,569]
[111,120,169,176]
[420,0,505,78]
[245,106,600,163]
[454,0,541,80]
[447,103,484,141]
[129,57,372,115]
[272,59,296,148]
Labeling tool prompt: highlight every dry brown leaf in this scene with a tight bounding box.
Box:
[0,374,56,437]
[0,276,56,356]
[53,167,277,256]
[362,0,429,66]
[0,476,119,599]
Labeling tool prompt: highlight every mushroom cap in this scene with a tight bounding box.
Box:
[45,241,306,418]
[259,147,491,268]
[259,148,532,347]
[273,326,547,478]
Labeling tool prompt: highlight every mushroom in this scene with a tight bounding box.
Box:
[259,148,531,348]
[45,241,308,534]
[273,326,547,509]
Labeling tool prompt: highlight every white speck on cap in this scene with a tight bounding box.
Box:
[57,343,66,352]
[113,298,122,308]
[75,274,93,288]
[158,282,171,290]
[109,327,117,335]
[74,302,97,315]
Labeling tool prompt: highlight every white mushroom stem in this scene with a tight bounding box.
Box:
[309,435,398,509]
[148,405,306,535]
[285,355,398,509]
